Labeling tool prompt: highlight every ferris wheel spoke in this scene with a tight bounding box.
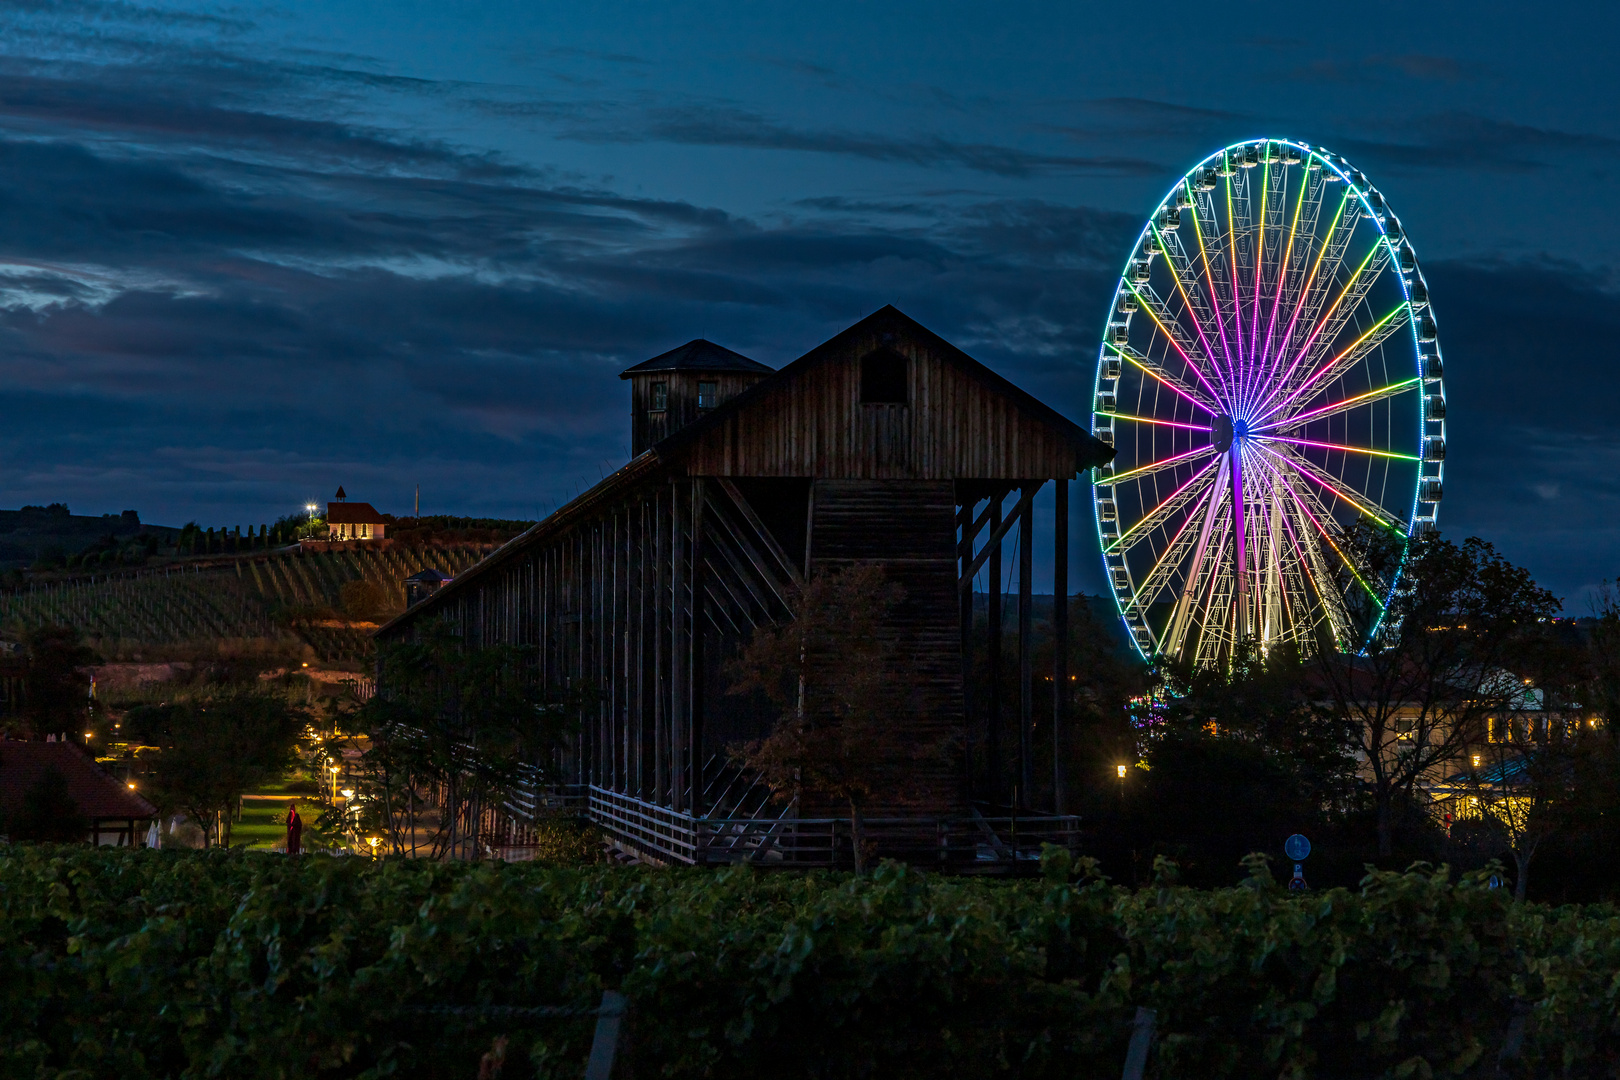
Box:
[1096,411,1212,433]
[1262,241,1393,414]
[1224,169,1254,380]
[1107,444,1216,485]
[1110,345,1220,414]
[1164,455,1229,658]
[1274,465,1386,609]
[1125,285,1228,407]
[1253,442,1403,529]
[1268,185,1355,350]
[1266,462,1354,648]
[1255,435,1419,461]
[1157,231,1238,406]
[1259,303,1410,423]
[1124,485,1217,615]
[1102,459,1219,555]
[1256,377,1421,432]
[1256,164,1318,403]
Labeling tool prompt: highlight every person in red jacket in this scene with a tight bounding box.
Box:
[286,802,303,855]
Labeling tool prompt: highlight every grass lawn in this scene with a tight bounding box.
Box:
[232,773,324,850]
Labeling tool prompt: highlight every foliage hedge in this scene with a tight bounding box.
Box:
[3,847,1619,1079]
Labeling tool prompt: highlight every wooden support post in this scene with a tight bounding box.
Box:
[1053,478,1069,815]
[689,479,706,816]
[986,492,1003,805]
[584,990,628,1080]
[956,497,976,799]
[1018,485,1033,810]
[670,482,688,811]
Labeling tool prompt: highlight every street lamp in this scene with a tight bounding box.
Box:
[1117,764,1128,779]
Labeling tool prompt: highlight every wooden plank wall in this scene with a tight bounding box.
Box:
[678,330,1085,480]
[808,479,966,815]
[630,372,764,457]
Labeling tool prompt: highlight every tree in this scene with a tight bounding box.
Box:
[727,564,941,874]
[1125,643,1360,885]
[2,765,88,843]
[127,689,308,847]
[20,624,97,740]
[355,626,578,858]
[1313,530,1561,857]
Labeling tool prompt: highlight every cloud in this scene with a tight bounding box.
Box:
[1339,113,1620,172]
[1288,53,1488,85]
[542,102,1164,178]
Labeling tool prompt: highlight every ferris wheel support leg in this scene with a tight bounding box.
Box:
[1232,444,1250,645]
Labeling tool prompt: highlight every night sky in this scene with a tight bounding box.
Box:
[1,2,1616,605]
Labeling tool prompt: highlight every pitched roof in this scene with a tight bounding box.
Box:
[380,306,1112,637]
[618,339,774,379]
[655,305,1104,462]
[405,568,454,583]
[327,501,387,525]
[0,740,156,820]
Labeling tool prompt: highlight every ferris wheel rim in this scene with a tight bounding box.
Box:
[1092,138,1445,665]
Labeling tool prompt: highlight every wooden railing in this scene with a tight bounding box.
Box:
[576,785,1081,870]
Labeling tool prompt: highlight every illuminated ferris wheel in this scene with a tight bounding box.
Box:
[1092,139,1446,666]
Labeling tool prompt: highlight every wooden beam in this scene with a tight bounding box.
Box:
[689,479,706,815]
[716,477,805,586]
[956,497,976,800]
[958,483,1041,590]
[986,493,1003,805]
[670,481,688,811]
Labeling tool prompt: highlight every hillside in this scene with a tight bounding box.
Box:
[0,505,181,570]
[0,543,494,663]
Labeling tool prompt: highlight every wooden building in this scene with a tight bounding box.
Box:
[378,307,1113,867]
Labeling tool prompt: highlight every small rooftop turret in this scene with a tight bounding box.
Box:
[619,339,773,456]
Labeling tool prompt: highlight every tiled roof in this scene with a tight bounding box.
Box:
[327,501,387,525]
[0,740,156,820]
[618,339,773,378]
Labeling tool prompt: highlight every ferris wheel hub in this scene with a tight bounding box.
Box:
[1211,415,1235,453]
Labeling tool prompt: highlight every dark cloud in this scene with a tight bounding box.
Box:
[1051,97,1248,140]
[1418,259,1620,602]
[545,103,1164,177]
[1340,113,1620,173]
[1288,53,1488,85]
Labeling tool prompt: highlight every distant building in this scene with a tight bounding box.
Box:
[405,568,453,608]
[0,740,156,846]
[327,489,388,541]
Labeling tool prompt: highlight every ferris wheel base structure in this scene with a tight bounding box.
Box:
[1091,139,1445,669]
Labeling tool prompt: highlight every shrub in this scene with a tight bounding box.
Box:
[0,848,1613,1078]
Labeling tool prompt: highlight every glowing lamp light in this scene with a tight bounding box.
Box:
[1473,755,1482,767]
[126,781,136,790]
[84,732,93,739]
[1117,765,1128,779]
[367,837,381,853]
[341,788,354,799]
[330,764,341,773]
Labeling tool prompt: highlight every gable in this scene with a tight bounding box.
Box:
[659,306,1111,480]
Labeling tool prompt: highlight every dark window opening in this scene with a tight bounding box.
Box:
[698,381,718,409]
[860,348,908,404]
[650,381,668,411]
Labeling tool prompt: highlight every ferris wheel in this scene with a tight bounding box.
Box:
[1092,139,1445,666]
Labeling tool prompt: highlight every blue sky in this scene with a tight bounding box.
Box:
[0,1,1617,603]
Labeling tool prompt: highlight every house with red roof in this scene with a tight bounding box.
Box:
[0,740,157,846]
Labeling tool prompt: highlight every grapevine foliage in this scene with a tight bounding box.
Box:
[0,847,1614,1078]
